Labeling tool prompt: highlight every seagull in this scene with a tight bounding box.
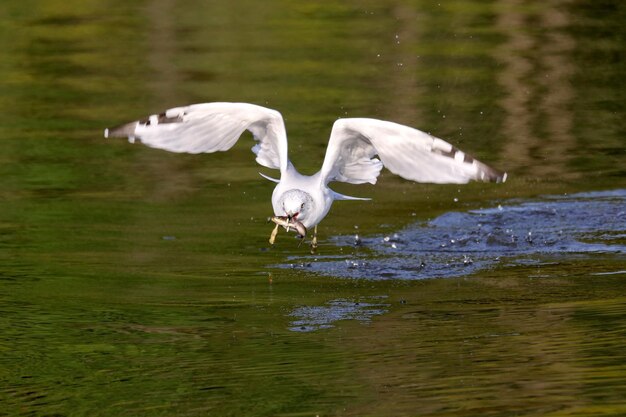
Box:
[104,102,506,251]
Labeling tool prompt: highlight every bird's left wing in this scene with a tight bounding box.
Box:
[320,118,506,185]
[104,102,289,174]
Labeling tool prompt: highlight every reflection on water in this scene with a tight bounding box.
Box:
[495,0,577,177]
[342,290,626,417]
[286,190,626,280]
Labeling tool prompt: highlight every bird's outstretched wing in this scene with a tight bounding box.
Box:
[320,118,506,185]
[104,102,289,174]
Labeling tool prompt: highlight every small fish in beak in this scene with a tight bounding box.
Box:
[269,215,307,245]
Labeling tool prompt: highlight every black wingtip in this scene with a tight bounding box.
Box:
[478,166,507,183]
[490,167,508,183]
[104,121,138,138]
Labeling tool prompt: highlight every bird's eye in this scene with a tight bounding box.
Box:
[300,203,304,209]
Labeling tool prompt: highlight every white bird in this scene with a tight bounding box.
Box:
[104,102,506,251]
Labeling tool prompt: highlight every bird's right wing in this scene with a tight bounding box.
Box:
[104,102,289,174]
[320,118,506,185]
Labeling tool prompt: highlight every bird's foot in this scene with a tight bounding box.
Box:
[269,224,279,245]
[310,226,318,254]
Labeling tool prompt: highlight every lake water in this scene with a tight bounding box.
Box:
[1,1,624,416]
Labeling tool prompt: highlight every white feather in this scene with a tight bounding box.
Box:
[106,102,289,174]
[320,118,506,185]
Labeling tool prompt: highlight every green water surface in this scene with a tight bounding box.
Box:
[0,1,625,416]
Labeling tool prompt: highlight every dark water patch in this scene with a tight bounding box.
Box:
[29,15,103,27]
[280,189,626,280]
[289,296,389,332]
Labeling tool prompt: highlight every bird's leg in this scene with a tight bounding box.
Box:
[310,225,318,254]
[269,224,279,245]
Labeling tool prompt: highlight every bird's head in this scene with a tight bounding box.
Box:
[279,189,314,223]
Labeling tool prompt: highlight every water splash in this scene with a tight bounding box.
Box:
[281,189,626,280]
